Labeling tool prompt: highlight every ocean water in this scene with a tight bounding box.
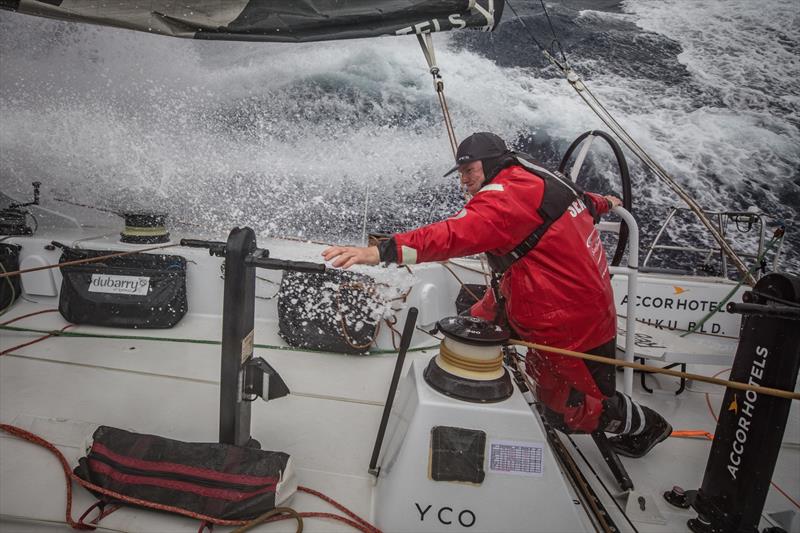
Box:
[0,1,797,274]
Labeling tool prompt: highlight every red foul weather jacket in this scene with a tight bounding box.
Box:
[390,164,617,432]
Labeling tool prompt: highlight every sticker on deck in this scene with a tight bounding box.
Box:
[88,274,150,296]
[488,439,544,476]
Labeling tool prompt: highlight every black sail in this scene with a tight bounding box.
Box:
[1,0,504,41]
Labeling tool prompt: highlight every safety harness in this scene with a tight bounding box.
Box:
[483,154,599,326]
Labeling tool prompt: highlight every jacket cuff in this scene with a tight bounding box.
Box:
[377,237,398,264]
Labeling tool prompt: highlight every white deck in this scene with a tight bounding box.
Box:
[1,232,799,532]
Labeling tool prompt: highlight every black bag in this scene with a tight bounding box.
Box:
[0,243,22,311]
[57,245,188,328]
[74,426,293,521]
[278,269,382,354]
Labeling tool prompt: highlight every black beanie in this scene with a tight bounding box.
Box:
[443,132,511,177]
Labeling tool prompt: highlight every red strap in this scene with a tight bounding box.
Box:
[88,459,276,501]
[91,441,278,486]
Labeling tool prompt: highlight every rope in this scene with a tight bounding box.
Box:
[444,259,491,276]
[2,308,60,325]
[572,82,756,285]
[415,33,472,200]
[0,423,382,532]
[336,282,382,351]
[670,430,714,440]
[510,338,800,401]
[231,508,303,533]
[0,243,179,279]
[505,1,567,71]
[439,341,503,372]
[681,230,783,337]
[436,86,458,158]
[417,33,458,157]
[537,0,568,65]
[297,486,380,533]
[506,0,757,286]
[520,350,800,511]
[439,262,482,302]
[439,342,503,372]
[1,324,73,356]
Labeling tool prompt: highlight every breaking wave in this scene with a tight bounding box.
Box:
[0,0,797,273]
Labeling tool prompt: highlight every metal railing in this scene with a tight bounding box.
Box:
[642,208,784,280]
[604,206,638,396]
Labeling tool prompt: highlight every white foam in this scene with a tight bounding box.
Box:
[0,5,797,270]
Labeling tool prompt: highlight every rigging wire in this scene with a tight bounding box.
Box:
[505,0,566,71]
[504,0,757,286]
[538,0,569,66]
[417,33,459,157]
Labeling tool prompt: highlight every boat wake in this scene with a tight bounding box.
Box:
[0,1,797,271]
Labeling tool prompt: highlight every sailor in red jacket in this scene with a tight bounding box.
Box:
[323,132,671,458]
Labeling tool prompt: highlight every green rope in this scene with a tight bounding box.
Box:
[0,324,439,355]
[680,231,783,338]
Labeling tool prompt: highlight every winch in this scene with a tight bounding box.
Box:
[371,315,589,532]
[424,316,513,403]
[0,182,40,236]
[120,212,170,244]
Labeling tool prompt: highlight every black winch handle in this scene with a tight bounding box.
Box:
[179,238,227,257]
[727,302,800,319]
[245,256,326,273]
[180,238,226,248]
[369,307,419,476]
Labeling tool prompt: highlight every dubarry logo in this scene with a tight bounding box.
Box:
[88,274,150,296]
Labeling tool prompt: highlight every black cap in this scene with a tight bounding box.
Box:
[444,132,509,176]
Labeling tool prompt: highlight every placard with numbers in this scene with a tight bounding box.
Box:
[488,439,544,477]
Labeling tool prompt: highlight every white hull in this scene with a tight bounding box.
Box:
[1,228,798,532]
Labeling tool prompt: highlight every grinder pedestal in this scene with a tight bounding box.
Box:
[373,316,589,532]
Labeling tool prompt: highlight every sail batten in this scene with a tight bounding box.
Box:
[2,0,503,42]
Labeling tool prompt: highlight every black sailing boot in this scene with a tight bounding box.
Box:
[607,405,672,458]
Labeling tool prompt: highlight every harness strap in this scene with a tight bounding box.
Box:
[486,155,585,275]
[482,156,592,329]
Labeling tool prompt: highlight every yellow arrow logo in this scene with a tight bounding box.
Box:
[728,395,738,414]
[674,286,688,295]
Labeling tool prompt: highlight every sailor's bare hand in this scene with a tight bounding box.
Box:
[322,246,380,269]
[605,195,623,208]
